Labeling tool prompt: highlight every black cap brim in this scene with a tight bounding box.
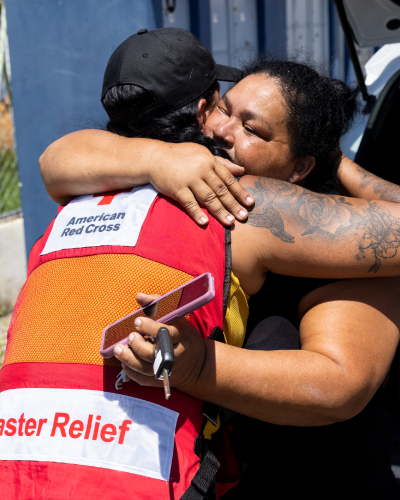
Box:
[215,64,242,82]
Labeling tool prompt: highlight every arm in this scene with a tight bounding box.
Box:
[232,175,400,285]
[39,130,253,226]
[116,278,400,426]
[40,130,153,203]
[191,278,399,425]
[336,154,400,202]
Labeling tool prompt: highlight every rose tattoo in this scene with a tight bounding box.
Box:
[354,202,400,273]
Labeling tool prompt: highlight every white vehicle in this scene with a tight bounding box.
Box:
[337,0,400,189]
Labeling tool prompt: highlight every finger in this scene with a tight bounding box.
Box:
[203,170,249,221]
[214,161,255,207]
[136,293,161,307]
[186,180,237,226]
[122,363,163,388]
[127,331,155,363]
[215,156,245,176]
[114,343,154,376]
[175,187,210,226]
[136,293,162,318]
[133,317,180,344]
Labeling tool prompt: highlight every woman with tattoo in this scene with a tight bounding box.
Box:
[42,57,400,279]
[41,51,400,498]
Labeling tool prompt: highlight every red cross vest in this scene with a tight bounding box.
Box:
[0,187,240,500]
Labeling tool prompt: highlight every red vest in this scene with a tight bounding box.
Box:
[0,189,238,500]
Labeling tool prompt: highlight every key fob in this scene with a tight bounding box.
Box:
[153,327,174,379]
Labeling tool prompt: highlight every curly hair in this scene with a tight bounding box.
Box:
[242,57,360,192]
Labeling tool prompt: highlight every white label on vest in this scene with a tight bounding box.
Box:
[0,388,178,480]
[41,185,158,255]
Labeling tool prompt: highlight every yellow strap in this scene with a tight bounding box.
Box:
[223,272,250,348]
[203,414,221,440]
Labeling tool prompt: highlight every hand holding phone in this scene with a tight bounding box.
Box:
[100,272,214,358]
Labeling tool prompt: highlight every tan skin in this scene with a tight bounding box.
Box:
[203,74,315,182]
[40,73,400,424]
[113,277,400,426]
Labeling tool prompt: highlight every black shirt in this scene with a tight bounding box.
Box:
[223,273,400,500]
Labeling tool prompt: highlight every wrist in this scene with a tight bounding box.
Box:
[178,339,213,399]
[141,139,169,186]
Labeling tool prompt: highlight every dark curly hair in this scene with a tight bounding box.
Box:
[102,80,231,160]
[241,57,360,192]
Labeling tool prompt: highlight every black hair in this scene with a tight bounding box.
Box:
[242,56,360,192]
[102,80,230,160]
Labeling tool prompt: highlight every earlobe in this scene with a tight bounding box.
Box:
[290,156,316,183]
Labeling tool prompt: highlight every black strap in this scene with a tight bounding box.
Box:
[208,326,225,344]
[180,216,231,500]
[180,449,221,500]
[223,226,232,319]
[202,402,219,427]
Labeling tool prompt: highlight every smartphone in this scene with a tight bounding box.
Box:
[100,272,215,358]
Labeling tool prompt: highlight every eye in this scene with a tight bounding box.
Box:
[244,125,258,137]
[218,106,228,116]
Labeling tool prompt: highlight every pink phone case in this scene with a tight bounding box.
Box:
[100,272,215,358]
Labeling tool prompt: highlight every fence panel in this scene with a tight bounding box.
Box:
[0,2,20,218]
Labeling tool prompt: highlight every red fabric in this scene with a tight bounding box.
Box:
[1,194,228,499]
[0,363,203,500]
[28,196,226,338]
[93,189,133,205]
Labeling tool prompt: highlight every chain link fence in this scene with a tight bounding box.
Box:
[0,2,21,218]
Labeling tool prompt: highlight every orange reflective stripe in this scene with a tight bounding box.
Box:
[4,254,193,367]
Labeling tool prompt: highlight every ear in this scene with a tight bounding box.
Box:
[197,88,220,132]
[197,98,208,132]
[289,156,316,184]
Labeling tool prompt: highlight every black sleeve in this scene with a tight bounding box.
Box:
[244,273,341,350]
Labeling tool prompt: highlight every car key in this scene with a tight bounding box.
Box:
[153,327,174,400]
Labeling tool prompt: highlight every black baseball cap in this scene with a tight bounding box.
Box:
[101,27,242,123]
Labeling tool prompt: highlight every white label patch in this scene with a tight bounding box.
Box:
[41,185,158,255]
[0,388,178,480]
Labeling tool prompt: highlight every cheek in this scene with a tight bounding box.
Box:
[239,142,294,179]
[234,136,263,168]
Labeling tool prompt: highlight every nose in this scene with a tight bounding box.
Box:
[213,116,236,150]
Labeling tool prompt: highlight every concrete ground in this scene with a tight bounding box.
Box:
[0,312,11,367]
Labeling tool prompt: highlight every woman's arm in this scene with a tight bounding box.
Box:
[232,175,400,284]
[39,130,253,226]
[115,278,400,426]
[337,154,400,202]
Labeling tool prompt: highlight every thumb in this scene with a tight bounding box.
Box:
[215,156,244,176]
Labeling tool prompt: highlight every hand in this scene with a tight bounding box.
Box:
[113,316,206,392]
[151,142,255,226]
[335,151,357,196]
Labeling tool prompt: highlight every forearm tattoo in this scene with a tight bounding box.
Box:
[246,178,400,273]
[356,165,400,203]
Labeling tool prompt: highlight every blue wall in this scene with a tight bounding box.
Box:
[6,0,157,253]
[260,0,286,56]
[6,0,353,254]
